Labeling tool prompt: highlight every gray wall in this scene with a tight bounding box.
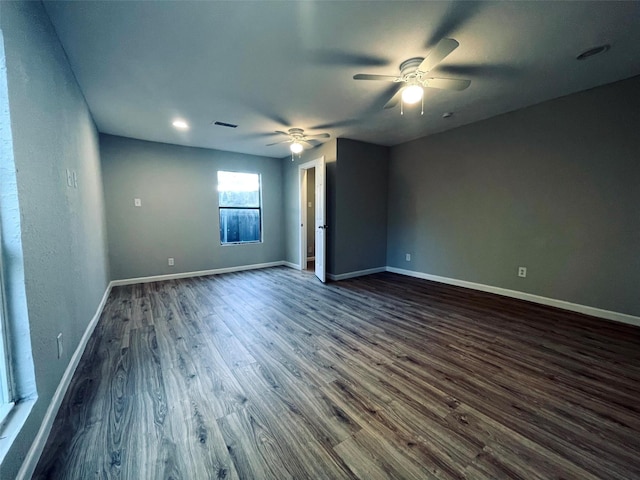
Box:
[0,1,110,478]
[282,139,337,269]
[334,139,389,275]
[387,75,640,317]
[101,134,284,280]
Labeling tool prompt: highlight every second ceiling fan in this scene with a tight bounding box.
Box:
[353,38,471,112]
[266,128,330,154]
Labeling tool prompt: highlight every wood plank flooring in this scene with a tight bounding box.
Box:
[33,267,640,479]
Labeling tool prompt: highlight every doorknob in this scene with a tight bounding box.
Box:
[318,225,328,229]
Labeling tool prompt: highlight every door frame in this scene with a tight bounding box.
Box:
[298,156,325,281]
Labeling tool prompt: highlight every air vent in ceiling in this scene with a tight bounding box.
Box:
[576,44,610,60]
[213,121,238,128]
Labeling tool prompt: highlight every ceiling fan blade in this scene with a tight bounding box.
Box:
[305,133,330,139]
[274,130,290,136]
[353,74,399,82]
[425,77,471,91]
[418,38,459,73]
[266,139,290,146]
[383,87,403,109]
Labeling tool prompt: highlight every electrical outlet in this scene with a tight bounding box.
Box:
[518,266,527,278]
[168,257,175,266]
[134,198,142,207]
[66,169,74,187]
[406,253,411,262]
[57,333,63,359]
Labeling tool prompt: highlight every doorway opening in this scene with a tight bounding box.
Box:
[304,168,316,272]
[299,156,326,283]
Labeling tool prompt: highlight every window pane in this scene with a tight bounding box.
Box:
[218,170,262,244]
[220,208,261,243]
[218,171,260,207]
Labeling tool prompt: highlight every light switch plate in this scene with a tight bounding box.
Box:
[57,333,63,359]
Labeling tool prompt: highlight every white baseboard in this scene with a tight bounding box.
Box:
[386,266,640,327]
[282,261,300,270]
[327,266,387,281]
[17,282,114,480]
[110,261,286,286]
[306,256,315,262]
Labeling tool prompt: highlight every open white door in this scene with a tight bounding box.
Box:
[314,156,326,283]
[299,157,326,283]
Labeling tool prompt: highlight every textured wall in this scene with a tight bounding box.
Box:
[0,2,110,477]
[387,76,640,317]
[101,134,284,280]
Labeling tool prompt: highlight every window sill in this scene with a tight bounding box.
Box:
[0,398,36,464]
[220,241,263,246]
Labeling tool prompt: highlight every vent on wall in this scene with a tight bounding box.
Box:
[213,121,238,128]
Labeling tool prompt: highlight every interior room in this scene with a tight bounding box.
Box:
[0,1,639,478]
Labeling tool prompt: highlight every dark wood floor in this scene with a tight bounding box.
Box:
[34,267,640,479]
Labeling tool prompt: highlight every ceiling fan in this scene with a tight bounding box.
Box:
[266,128,330,154]
[353,38,471,113]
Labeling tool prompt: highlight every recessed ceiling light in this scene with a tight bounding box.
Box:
[576,44,610,60]
[172,119,189,129]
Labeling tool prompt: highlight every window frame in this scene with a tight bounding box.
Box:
[0,227,15,425]
[217,170,263,245]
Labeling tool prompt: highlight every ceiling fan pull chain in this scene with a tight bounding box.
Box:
[421,96,424,115]
[401,99,404,116]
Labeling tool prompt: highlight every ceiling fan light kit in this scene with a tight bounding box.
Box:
[353,38,471,116]
[265,127,330,159]
[402,84,424,105]
[400,83,425,116]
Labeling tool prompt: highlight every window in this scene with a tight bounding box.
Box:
[218,171,262,244]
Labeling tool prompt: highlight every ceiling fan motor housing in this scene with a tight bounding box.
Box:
[400,57,427,86]
[400,57,424,75]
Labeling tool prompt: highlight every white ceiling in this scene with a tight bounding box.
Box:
[43,1,640,158]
